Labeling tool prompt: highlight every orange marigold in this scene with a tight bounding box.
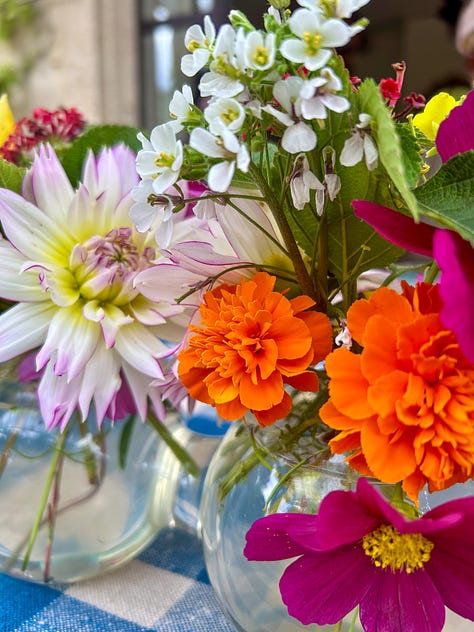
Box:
[177,271,333,426]
[320,281,474,502]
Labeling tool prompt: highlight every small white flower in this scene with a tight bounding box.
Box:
[169,85,195,131]
[263,77,317,153]
[340,113,378,171]
[136,123,183,194]
[267,6,282,24]
[204,97,246,135]
[189,128,250,192]
[299,67,350,120]
[244,30,276,71]
[334,0,370,19]
[322,146,341,202]
[289,153,324,211]
[181,15,216,77]
[335,320,352,349]
[199,24,245,99]
[280,9,351,71]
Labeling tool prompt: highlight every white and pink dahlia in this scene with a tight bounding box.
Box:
[0,144,187,429]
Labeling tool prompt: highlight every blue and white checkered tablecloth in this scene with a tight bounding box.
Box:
[0,528,233,632]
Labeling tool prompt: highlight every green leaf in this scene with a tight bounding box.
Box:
[60,124,142,186]
[358,79,420,219]
[147,411,200,478]
[118,415,136,470]
[414,151,474,245]
[396,123,423,189]
[0,158,25,193]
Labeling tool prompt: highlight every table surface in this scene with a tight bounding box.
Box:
[2,525,473,632]
[0,528,233,632]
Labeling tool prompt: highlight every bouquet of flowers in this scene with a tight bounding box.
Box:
[1,0,474,627]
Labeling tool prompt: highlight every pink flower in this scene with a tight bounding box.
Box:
[244,478,474,631]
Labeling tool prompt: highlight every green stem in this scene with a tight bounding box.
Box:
[77,418,100,485]
[147,410,200,478]
[21,431,67,571]
[0,428,19,477]
[248,163,317,300]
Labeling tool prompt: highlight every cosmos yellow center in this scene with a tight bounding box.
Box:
[362,524,434,573]
[303,32,322,56]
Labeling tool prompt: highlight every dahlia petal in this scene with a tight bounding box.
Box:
[0,240,45,301]
[436,91,474,161]
[360,569,445,632]
[0,189,75,263]
[38,363,81,430]
[434,229,474,363]
[24,144,74,223]
[280,545,373,625]
[352,200,434,257]
[114,323,165,378]
[121,362,156,421]
[0,302,55,362]
[78,346,122,425]
[244,513,318,561]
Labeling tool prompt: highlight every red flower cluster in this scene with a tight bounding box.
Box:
[0,107,85,164]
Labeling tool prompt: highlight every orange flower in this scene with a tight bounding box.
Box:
[178,271,333,426]
[320,281,474,502]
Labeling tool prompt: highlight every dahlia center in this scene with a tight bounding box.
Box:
[362,524,434,573]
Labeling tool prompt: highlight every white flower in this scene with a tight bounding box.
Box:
[280,9,351,71]
[267,6,282,24]
[199,24,245,99]
[334,0,370,18]
[169,85,195,132]
[204,97,246,135]
[299,67,350,119]
[263,77,317,153]
[340,113,378,170]
[136,123,183,194]
[289,153,324,211]
[181,15,216,77]
[189,128,250,192]
[130,179,177,249]
[244,30,276,71]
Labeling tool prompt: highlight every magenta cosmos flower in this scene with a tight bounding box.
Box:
[353,90,474,363]
[0,144,188,429]
[244,478,474,631]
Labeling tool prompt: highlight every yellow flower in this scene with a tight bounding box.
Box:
[0,94,15,146]
[412,92,461,141]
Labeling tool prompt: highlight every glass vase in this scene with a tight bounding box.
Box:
[200,393,367,632]
[0,361,219,584]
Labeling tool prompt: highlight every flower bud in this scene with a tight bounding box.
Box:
[268,0,290,8]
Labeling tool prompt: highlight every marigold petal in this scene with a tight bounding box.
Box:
[367,370,408,419]
[254,390,293,426]
[178,365,213,404]
[361,417,417,484]
[270,316,312,359]
[285,370,319,392]
[320,399,364,431]
[215,398,248,421]
[325,349,374,419]
[239,370,284,410]
[298,310,333,363]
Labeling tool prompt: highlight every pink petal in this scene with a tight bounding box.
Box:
[434,229,474,363]
[360,569,445,632]
[436,91,474,162]
[244,513,318,561]
[352,200,434,257]
[280,545,374,625]
[427,547,474,621]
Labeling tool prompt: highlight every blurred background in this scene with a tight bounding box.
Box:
[2,0,473,129]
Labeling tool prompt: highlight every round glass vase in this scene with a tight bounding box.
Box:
[200,393,369,632]
[0,362,217,584]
